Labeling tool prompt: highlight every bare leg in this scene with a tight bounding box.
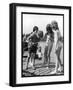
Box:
[56,47,62,72]
[31,53,35,69]
[26,56,30,70]
[47,41,53,67]
[44,46,48,64]
[47,53,50,68]
[51,43,58,73]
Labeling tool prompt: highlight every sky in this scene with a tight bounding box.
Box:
[23,14,63,36]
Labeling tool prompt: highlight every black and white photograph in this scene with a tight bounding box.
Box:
[22,13,64,77]
[10,3,71,86]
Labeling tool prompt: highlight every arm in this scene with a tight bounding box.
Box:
[45,35,50,46]
[53,31,58,50]
[54,30,61,50]
[26,32,35,42]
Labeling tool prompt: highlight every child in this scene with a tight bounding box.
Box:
[51,21,63,73]
[26,26,40,70]
[44,24,54,68]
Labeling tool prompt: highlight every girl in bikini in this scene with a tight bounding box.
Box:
[51,21,63,73]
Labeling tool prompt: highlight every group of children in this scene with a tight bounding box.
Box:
[25,21,63,74]
[44,21,63,73]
